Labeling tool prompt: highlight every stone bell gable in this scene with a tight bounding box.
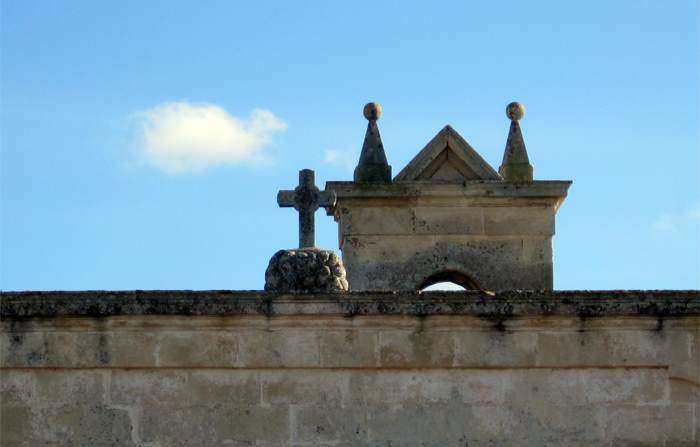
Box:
[326,102,571,291]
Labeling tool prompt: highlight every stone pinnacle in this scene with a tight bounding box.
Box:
[354,102,392,183]
[499,101,534,182]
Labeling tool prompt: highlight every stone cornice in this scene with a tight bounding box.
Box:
[1,290,698,320]
[325,181,571,199]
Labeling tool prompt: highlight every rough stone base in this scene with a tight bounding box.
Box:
[265,248,348,292]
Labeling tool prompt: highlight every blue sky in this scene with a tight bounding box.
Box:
[1,0,698,291]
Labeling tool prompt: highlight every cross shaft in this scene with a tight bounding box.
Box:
[277,169,336,248]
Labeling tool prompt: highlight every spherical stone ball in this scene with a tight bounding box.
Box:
[363,102,382,120]
[506,102,525,121]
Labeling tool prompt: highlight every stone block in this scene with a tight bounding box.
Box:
[236,329,320,367]
[670,376,700,404]
[2,329,155,368]
[0,404,34,447]
[535,328,696,380]
[262,370,348,406]
[580,368,669,405]
[158,330,238,367]
[468,403,605,445]
[596,404,696,443]
[186,371,260,405]
[138,404,289,445]
[378,329,453,367]
[338,206,414,236]
[0,332,47,367]
[33,404,136,446]
[103,331,159,367]
[453,330,538,367]
[110,370,259,407]
[412,206,484,235]
[319,329,378,367]
[0,370,35,407]
[366,402,472,445]
[34,370,106,407]
[503,368,668,407]
[522,238,552,264]
[46,330,158,367]
[482,206,555,236]
[347,370,506,406]
[536,329,646,366]
[293,405,368,444]
[109,370,188,407]
[666,328,699,382]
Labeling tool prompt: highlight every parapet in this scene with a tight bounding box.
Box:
[2,290,698,445]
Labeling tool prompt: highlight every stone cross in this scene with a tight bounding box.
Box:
[277,169,336,248]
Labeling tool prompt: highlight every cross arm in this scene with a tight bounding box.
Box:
[277,190,296,207]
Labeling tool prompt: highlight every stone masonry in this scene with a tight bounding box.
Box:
[266,168,348,292]
[327,102,571,291]
[1,290,699,446]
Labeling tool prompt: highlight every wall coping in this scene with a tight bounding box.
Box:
[1,290,698,320]
[325,180,572,199]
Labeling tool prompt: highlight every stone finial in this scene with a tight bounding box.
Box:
[354,102,392,183]
[506,101,525,121]
[499,101,534,182]
[363,102,382,120]
[265,248,348,292]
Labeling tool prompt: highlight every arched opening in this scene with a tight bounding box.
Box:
[418,270,479,291]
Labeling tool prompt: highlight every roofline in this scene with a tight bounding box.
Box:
[2,290,697,319]
[326,180,572,200]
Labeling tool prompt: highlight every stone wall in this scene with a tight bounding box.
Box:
[326,181,570,291]
[1,291,699,446]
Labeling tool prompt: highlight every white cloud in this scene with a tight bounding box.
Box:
[323,148,356,172]
[134,102,287,174]
[688,201,700,221]
[652,214,675,232]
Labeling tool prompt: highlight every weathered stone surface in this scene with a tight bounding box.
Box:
[454,329,538,366]
[33,404,136,446]
[293,405,369,444]
[340,236,554,290]
[236,328,320,367]
[393,125,502,182]
[264,248,348,292]
[2,290,698,319]
[499,102,534,183]
[277,169,336,248]
[110,370,260,407]
[319,329,378,367]
[157,330,238,367]
[354,102,391,183]
[378,329,454,367]
[0,294,698,446]
[326,180,570,291]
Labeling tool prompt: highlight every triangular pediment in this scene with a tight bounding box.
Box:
[394,125,501,182]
